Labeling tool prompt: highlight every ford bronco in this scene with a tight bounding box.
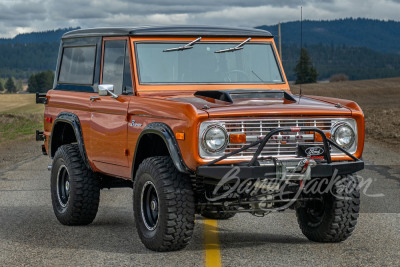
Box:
[36,26,364,251]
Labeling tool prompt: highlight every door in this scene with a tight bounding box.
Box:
[89,38,133,178]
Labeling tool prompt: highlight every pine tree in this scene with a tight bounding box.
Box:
[294,48,318,84]
[27,70,54,93]
[0,80,4,91]
[5,77,17,93]
[27,74,38,93]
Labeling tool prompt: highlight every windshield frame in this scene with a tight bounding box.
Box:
[133,41,285,85]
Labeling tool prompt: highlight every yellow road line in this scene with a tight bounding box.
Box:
[204,219,222,267]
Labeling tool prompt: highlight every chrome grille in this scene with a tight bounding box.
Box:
[222,118,333,158]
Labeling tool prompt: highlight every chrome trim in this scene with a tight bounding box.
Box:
[246,133,314,142]
[200,124,228,154]
[98,84,118,99]
[199,118,357,159]
[330,119,357,154]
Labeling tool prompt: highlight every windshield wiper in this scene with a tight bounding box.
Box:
[163,37,202,52]
[214,37,251,53]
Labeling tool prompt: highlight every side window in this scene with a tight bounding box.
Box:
[58,46,96,85]
[102,40,130,95]
[123,43,133,94]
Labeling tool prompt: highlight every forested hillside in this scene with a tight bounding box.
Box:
[258,18,400,54]
[1,20,400,81]
[0,43,59,79]
[0,27,79,44]
[282,44,400,80]
[0,28,78,79]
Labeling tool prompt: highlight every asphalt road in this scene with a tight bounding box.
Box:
[0,141,399,266]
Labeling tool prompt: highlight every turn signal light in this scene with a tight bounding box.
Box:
[175,132,185,140]
[229,133,246,144]
[314,132,331,142]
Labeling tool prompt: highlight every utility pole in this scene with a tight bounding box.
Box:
[278,22,282,60]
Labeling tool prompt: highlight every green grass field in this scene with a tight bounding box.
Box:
[0,94,44,143]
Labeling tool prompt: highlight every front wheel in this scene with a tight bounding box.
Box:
[133,156,195,251]
[296,174,360,242]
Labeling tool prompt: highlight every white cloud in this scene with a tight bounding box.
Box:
[0,0,400,38]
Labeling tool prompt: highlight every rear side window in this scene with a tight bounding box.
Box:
[58,46,96,85]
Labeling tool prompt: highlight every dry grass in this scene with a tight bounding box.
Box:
[0,94,43,143]
[291,77,400,151]
[0,79,399,149]
[0,94,44,114]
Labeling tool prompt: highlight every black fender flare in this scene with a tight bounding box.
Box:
[132,122,192,178]
[49,112,92,171]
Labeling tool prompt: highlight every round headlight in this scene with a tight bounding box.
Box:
[332,123,355,149]
[202,125,228,153]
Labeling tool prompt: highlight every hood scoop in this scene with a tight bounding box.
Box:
[194,89,296,104]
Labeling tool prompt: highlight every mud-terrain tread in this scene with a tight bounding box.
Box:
[296,174,360,242]
[133,156,195,251]
[51,144,100,225]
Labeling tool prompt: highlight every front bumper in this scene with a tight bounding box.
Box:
[197,160,364,181]
[196,127,364,181]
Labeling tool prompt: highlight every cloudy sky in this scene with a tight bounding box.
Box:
[1,0,400,38]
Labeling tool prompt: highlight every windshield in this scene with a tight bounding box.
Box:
[135,42,284,84]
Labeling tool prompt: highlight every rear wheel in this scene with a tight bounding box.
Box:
[51,144,100,225]
[296,174,360,242]
[133,156,195,251]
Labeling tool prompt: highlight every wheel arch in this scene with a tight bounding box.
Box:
[131,122,191,180]
[49,112,91,171]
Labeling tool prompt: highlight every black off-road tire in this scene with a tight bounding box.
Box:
[133,156,195,252]
[296,174,360,242]
[51,144,100,225]
[200,207,236,220]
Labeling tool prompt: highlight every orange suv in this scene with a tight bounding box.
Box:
[36,26,365,251]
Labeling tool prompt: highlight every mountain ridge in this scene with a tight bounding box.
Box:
[1,19,400,81]
[257,18,400,54]
[0,27,80,44]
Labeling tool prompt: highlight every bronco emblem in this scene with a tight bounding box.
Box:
[305,146,325,156]
[129,120,143,127]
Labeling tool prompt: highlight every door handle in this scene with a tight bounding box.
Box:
[90,96,100,102]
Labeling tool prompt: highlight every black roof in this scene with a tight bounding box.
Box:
[62,26,272,39]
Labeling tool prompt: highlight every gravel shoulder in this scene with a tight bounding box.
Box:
[0,139,42,171]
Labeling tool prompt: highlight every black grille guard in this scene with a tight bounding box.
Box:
[197,127,364,180]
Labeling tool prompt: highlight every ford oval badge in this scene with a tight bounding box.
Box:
[305,146,325,156]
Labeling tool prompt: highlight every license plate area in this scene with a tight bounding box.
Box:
[297,144,326,160]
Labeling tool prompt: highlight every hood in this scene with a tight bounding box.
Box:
[167,89,353,117]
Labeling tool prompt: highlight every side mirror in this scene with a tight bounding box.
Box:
[99,84,118,99]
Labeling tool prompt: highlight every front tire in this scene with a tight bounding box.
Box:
[51,144,100,225]
[296,174,360,242]
[133,156,195,251]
